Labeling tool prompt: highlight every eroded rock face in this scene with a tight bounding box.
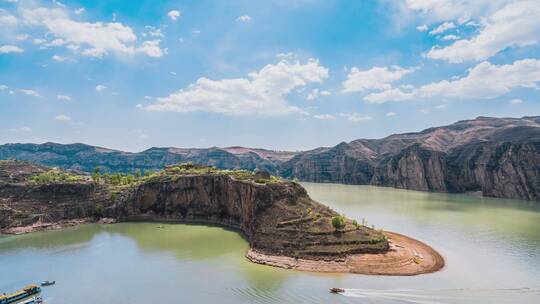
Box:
[1,116,538,201]
[0,161,389,259]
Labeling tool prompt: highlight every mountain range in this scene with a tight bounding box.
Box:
[1,116,539,201]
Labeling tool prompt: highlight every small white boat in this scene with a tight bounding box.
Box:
[18,296,43,304]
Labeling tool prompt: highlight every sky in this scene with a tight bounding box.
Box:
[0,0,539,152]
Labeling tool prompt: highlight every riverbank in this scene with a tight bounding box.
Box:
[246,231,444,276]
[1,218,116,235]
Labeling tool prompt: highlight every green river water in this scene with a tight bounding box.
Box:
[1,183,540,303]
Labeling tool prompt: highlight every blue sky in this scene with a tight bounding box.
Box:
[1,0,539,151]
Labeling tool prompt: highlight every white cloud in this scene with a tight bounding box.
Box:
[510,98,524,105]
[420,58,540,98]
[404,0,514,22]
[419,108,430,114]
[18,89,40,97]
[74,8,85,15]
[95,84,107,92]
[365,87,416,103]
[55,114,72,122]
[56,94,72,101]
[313,114,335,120]
[342,65,416,93]
[386,111,397,117]
[137,40,166,57]
[16,34,29,40]
[0,45,23,53]
[52,54,75,62]
[442,34,459,41]
[168,10,181,21]
[145,59,329,116]
[236,15,252,22]
[21,7,165,58]
[0,14,17,25]
[429,21,455,35]
[192,30,201,35]
[9,126,32,132]
[306,89,330,101]
[364,58,540,103]
[0,85,7,90]
[339,113,373,122]
[416,24,428,32]
[426,1,540,63]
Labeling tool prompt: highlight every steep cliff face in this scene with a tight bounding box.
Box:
[0,161,389,259]
[2,116,539,201]
[282,117,540,201]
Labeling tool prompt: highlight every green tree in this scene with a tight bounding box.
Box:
[331,215,346,231]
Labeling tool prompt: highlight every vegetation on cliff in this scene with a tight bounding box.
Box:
[1,160,389,260]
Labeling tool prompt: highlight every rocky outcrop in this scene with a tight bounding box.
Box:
[1,116,539,201]
[0,161,389,260]
[282,116,540,201]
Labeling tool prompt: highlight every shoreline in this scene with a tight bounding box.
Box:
[246,231,444,276]
[2,220,444,276]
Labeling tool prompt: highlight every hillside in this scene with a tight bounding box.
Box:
[1,116,539,201]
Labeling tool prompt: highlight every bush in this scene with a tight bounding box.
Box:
[331,215,346,231]
[95,203,104,217]
[352,219,360,229]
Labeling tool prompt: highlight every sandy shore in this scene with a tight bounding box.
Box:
[246,231,444,276]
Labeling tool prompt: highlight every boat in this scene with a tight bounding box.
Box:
[330,287,345,294]
[40,281,55,287]
[18,296,43,304]
[0,285,41,304]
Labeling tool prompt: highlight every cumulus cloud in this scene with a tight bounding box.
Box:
[0,14,17,25]
[18,89,40,97]
[95,84,107,92]
[144,59,329,116]
[342,65,416,93]
[55,114,72,122]
[313,114,335,120]
[20,7,165,58]
[429,21,455,35]
[442,34,459,41]
[339,113,373,122]
[306,88,330,101]
[510,98,524,105]
[236,15,252,22]
[426,1,540,62]
[416,24,428,32]
[168,10,181,21]
[56,94,72,101]
[0,45,23,53]
[404,0,514,22]
[386,112,397,117]
[363,58,540,103]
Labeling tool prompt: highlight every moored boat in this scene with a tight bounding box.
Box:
[40,281,55,287]
[330,287,345,294]
[0,285,41,304]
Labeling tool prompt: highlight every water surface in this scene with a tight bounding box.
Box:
[1,183,539,303]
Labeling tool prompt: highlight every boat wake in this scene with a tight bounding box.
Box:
[340,287,540,303]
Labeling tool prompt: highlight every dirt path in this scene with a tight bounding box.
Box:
[246,231,444,276]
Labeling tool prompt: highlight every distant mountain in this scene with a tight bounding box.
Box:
[1,116,539,201]
[0,143,295,175]
[280,116,540,201]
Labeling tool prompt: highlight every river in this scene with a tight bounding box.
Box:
[1,183,539,303]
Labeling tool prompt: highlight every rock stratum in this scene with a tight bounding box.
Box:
[0,161,402,265]
[2,116,538,201]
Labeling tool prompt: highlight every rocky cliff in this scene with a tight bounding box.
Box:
[281,116,540,201]
[2,116,539,201]
[0,161,388,259]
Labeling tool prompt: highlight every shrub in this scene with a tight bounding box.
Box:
[331,215,346,231]
[95,203,104,217]
[352,219,360,229]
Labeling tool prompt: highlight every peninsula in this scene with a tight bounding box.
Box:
[0,160,443,275]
